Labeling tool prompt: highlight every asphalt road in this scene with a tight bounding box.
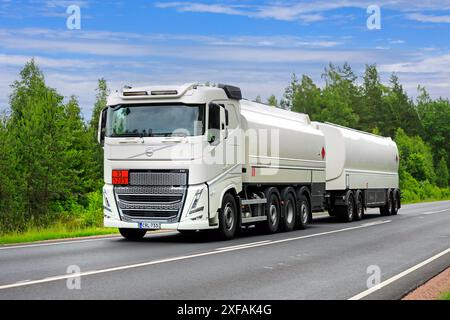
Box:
[0,201,449,300]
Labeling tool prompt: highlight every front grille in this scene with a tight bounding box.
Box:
[114,170,188,222]
[129,171,187,186]
[117,194,181,203]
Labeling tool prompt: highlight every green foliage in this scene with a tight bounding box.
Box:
[396,128,436,184]
[89,78,109,136]
[436,157,449,188]
[280,73,299,110]
[0,60,105,234]
[289,63,449,204]
[267,95,278,107]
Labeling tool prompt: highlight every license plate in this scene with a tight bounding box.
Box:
[138,222,161,230]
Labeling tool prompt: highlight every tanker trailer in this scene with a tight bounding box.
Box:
[314,122,401,221]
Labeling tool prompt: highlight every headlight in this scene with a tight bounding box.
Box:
[188,187,205,215]
[103,191,111,212]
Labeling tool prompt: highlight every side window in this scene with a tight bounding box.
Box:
[225,104,238,129]
[208,103,221,144]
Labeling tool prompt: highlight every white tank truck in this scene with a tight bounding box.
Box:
[98,83,401,240]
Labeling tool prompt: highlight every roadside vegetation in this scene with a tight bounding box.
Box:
[270,64,449,203]
[441,291,450,300]
[0,60,449,243]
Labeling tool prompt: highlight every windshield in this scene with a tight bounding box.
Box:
[106,104,205,137]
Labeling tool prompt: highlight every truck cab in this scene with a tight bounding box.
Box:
[100,83,244,239]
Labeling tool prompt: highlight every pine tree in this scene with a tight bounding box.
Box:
[89,78,110,187]
[8,59,67,223]
[267,95,278,107]
[280,73,299,110]
[90,78,109,136]
[291,75,321,118]
[319,63,359,127]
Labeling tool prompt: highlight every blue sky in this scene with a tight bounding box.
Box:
[1,0,450,119]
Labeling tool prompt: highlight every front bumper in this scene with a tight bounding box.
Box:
[103,183,215,231]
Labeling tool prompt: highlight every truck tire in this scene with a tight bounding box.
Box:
[328,206,337,217]
[297,194,310,229]
[380,189,392,216]
[218,193,238,240]
[340,191,355,222]
[263,188,281,234]
[119,228,147,241]
[354,190,364,221]
[281,187,296,232]
[390,190,398,215]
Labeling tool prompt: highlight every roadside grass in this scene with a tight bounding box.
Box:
[0,226,118,245]
[440,291,450,300]
[402,196,450,205]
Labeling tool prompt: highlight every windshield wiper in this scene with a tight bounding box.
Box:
[111,133,144,138]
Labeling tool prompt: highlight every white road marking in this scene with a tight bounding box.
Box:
[0,231,178,251]
[422,208,449,215]
[0,236,121,251]
[0,220,391,291]
[216,240,272,251]
[348,247,450,300]
[361,220,391,227]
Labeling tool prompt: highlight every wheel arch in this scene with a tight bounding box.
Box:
[219,184,241,227]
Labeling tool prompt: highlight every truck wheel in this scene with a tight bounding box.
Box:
[263,188,281,234]
[281,188,296,232]
[354,191,364,221]
[218,193,238,240]
[297,194,310,229]
[119,228,147,241]
[328,207,336,217]
[390,191,398,215]
[340,191,355,222]
[380,190,392,216]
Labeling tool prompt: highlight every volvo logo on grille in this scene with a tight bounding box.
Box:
[145,147,154,157]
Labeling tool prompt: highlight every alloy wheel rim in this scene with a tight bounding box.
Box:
[270,204,278,225]
[286,201,294,224]
[357,197,363,218]
[224,203,234,230]
[348,198,354,219]
[301,202,308,224]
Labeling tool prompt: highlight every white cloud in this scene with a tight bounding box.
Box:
[0,26,449,119]
[407,13,450,23]
[155,1,450,23]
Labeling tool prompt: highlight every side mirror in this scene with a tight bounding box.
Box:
[98,108,107,146]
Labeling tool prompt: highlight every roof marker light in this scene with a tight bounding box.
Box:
[150,90,178,96]
[123,91,148,96]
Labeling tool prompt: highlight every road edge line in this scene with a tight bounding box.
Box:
[348,247,450,300]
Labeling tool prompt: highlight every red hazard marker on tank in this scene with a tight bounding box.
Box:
[321,147,326,160]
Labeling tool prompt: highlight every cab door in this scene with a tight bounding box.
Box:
[206,102,242,224]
